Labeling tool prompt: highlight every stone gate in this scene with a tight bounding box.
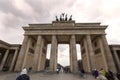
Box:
[14,20,116,73]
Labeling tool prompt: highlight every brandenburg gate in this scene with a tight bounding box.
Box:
[14,15,116,73]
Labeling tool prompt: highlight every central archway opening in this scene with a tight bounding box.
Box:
[58,44,69,67]
[46,44,82,72]
[57,44,81,67]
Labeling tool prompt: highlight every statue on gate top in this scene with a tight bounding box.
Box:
[55,13,72,21]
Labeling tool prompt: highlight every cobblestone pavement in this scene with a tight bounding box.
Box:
[0,72,98,80]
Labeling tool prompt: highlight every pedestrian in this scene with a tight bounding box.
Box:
[20,67,27,75]
[96,68,107,80]
[79,68,85,77]
[93,69,99,79]
[16,67,30,80]
[28,67,32,73]
[56,68,59,74]
[105,70,115,80]
[116,72,120,80]
[100,68,106,77]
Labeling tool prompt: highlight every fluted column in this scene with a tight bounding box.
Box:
[113,50,120,71]
[50,35,58,72]
[86,35,95,70]
[37,38,45,71]
[70,35,78,73]
[98,37,108,71]
[40,42,47,71]
[0,49,9,70]
[101,35,116,72]
[69,45,73,72]
[33,35,43,71]
[22,38,31,69]
[84,38,91,72]
[15,36,29,71]
[9,49,18,71]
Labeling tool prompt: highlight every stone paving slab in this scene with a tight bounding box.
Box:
[0,72,97,80]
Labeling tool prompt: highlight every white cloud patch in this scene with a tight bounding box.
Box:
[58,44,69,66]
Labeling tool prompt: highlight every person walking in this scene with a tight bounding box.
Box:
[92,69,99,79]
[106,70,115,80]
[116,72,120,80]
[20,67,27,75]
[97,68,107,80]
[16,67,30,80]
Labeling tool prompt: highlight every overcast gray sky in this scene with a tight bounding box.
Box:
[0,0,120,66]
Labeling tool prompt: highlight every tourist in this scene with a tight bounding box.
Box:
[28,67,32,73]
[92,69,99,79]
[116,72,120,80]
[20,67,27,75]
[79,68,85,77]
[16,67,30,80]
[56,68,59,74]
[96,68,107,80]
[105,70,115,80]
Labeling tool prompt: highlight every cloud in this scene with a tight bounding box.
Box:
[58,45,69,66]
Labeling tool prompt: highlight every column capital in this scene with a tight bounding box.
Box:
[71,35,75,39]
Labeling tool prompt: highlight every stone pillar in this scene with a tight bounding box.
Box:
[22,38,31,68]
[0,49,9,70]
[83,38,91,72]
[33,35,43,71]
[113,50,120,71]
[37,38,45,71]
[69,45,73,72]
[98,37,108,71]
[9,49,18,71]
[50,35,58,72]
[15,36,29,71]
[70,35,78,73]
[40,42,47,71]
[101,35,116,72]
[86,35,95,70]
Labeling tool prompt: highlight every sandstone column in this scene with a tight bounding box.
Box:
[9,49,18,71]
[84,37,91,72]
[70,35,78,73]
[37,38,45,71]
[40,42,47,71]
[50,35,58,72]
[86,35,95,70]
[0,49,9,70]
[101,35,116,72]
[113,50,120,71]
[33,35,43,71]
[22,38,31,68]
[69,45,73,72]
[98,37,108,70]
[15,36,29,71]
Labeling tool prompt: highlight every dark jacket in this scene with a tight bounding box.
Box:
[16,74,30,80]
[116,72,120,80]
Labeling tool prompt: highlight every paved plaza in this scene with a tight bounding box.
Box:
[0,72,97,80]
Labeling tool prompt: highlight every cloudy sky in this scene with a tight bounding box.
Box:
[0,0,120,66]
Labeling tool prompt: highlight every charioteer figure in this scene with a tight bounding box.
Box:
[55,13,72,21]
